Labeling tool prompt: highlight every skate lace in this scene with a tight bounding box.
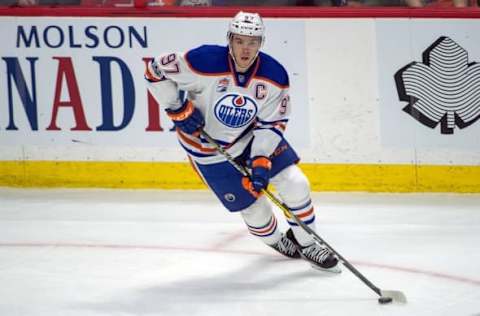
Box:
[302,244,331,263]
[275,236,298,256]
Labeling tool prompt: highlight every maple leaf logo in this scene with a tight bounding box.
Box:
[395,36,480,134]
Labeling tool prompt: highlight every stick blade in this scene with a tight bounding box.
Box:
[380,290,407,304]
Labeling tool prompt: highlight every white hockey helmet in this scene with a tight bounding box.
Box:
[227,11,265,44]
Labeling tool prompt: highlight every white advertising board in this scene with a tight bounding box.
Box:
[376,19,480,149]
[0,16,478,165]
[0,17,309,156]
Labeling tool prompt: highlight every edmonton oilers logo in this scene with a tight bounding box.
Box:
[214,94,258,128]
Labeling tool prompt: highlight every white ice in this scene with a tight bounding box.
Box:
[0,188,479,316]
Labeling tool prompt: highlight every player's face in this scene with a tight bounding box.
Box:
[230,34,262,70]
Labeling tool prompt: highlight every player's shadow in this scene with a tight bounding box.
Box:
[75,255,335,315]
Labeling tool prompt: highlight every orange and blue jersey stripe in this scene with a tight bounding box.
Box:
[175,123,256,159]
[256,118,289,137]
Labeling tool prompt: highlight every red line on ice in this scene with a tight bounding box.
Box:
[1,241,479,286]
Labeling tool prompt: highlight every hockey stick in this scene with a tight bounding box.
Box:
[200,130,407,304]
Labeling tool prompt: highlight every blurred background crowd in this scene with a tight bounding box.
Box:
[1,0,478,8]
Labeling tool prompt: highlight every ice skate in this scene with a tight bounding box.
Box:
[286,229,341,273]
[270,231,301,259]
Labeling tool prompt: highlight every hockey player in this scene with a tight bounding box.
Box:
[145,11,340,272]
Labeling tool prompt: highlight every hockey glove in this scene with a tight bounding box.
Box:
[250,156,272,193]
[166,100,204,135]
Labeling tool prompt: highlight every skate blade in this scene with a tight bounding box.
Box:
[310,263,342,274]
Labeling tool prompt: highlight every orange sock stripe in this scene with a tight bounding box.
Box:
[295,207,314,219]
[249,218,277,237]
[248,216,277,234]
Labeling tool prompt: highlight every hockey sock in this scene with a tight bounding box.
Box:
[241,195,281,245]
[270,165,317,247]
[285,199,317,247]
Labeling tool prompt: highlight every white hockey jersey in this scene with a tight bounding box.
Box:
[145,45,291,165]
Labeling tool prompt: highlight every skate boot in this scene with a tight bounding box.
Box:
[286,229,341,273]
[270,231,301,259]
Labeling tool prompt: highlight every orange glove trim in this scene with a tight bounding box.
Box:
[241,177,261,198]
[252,157,272,170]
[166,101,194,121]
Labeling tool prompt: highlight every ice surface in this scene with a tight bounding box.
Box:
[0,189,479,316]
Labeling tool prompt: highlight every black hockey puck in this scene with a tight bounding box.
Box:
[378,297,393,304]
